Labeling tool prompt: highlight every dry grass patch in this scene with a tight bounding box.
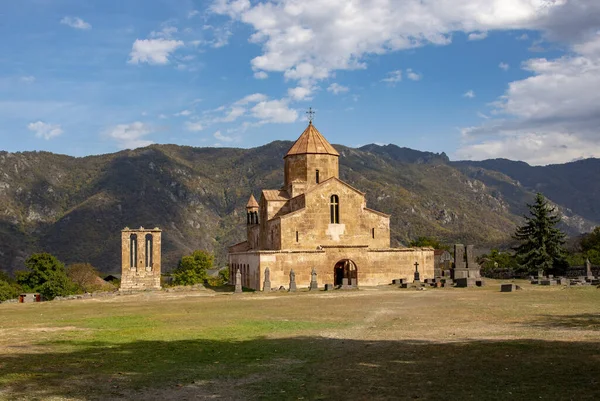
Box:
[0,281,599,400]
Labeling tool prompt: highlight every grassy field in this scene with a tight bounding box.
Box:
[0,281,599,400]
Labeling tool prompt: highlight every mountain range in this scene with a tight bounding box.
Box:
[0,142,597,275]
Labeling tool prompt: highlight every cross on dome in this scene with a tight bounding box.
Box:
[306,107,315,124]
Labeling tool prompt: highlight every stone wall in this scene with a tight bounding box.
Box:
[229,246,434,290]
[120,227,162,291]
[279,178,390,250]
[285,153,339,197]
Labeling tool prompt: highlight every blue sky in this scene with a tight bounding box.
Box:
[2,1,600,165]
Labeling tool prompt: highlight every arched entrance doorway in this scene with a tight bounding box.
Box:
[334,259,358,287]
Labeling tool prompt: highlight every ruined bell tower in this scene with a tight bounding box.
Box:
[120,226,162,290]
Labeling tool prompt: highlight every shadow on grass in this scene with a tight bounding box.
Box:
[1,337,599,400]
[530,313,600,331]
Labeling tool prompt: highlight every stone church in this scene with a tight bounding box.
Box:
[228,121,434,290]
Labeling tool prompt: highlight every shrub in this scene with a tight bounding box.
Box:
[0,280,19,302]
[67,263,113,293]
[172,250,214,286]
[16,253,77,300]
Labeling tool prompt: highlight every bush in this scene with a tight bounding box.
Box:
[219,267,230,283]
[0,280,20,302]
[16,253,77,300]
[67,263,113,293]
[205,268,230,287]
[478,249,519,278]
[172,250,214,286]
[39,271,77,300]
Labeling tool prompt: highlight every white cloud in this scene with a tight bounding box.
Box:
[175,109,192,117]
[20,76,35,83]
[105,122,153,149]
[212,0,568,87]
[150,26,178,39]
[458,31,600,165]
[327,83,349,94]
[27,121,63,140]
[287,86,313,101]
[499,62,510,71]
[214,130,235,142]
[406,68,422,81]
[158,114,168,119]
[382,70,402,84]
[477,111,490,119]
[234,93,268,105]
[468,31,488,41]
[517,33,529,40]
[463,90,475,98]
[128,39,184,65]
[251,99,297,123]
[254,71,268,79]
[185,121,204,132]
[188,10,200,18]
[60,16,91,30]
[222,107,246,122]
[456,132,600,166]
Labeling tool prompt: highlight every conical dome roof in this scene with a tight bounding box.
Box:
[285,122,339,158]
[246,194,259,208]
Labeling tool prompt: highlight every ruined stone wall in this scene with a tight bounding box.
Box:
[279,179,390,250]
[120,227,161,290]
[229,247,434,290]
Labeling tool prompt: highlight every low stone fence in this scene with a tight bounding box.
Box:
[566,266,600,278]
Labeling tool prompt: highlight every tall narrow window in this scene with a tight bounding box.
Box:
[296,231,299,242]
[145,234,153,268]
[371,228,375,239]
[129,234,137,269]
[316,169,320,184]
[330,195,340,224]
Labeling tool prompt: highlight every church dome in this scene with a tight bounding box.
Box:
[246,194,259,208]
[285,122,339,158]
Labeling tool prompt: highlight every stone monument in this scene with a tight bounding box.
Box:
[450,244,484,287]
[235,269,242,293]
[585,259,593,279]
[413,261,421,283]
[263,267,272,292]
[309,267,318,290]
[289,269,297,292]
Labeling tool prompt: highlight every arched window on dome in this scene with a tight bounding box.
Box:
[330,195,340,224]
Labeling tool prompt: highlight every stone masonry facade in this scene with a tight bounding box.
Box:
[120,227,162,290]
[229,122,434,290]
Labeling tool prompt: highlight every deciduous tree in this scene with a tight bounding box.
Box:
[172,250,213,286]
[16,253,77,299]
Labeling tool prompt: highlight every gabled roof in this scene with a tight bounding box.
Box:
[285,122,340,158]
[262,189,290,201]
[246,194,259,208]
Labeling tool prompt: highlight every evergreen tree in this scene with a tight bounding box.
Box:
[513,193,567,274]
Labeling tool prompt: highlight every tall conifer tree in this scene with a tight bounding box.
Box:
[513,193,567,274]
